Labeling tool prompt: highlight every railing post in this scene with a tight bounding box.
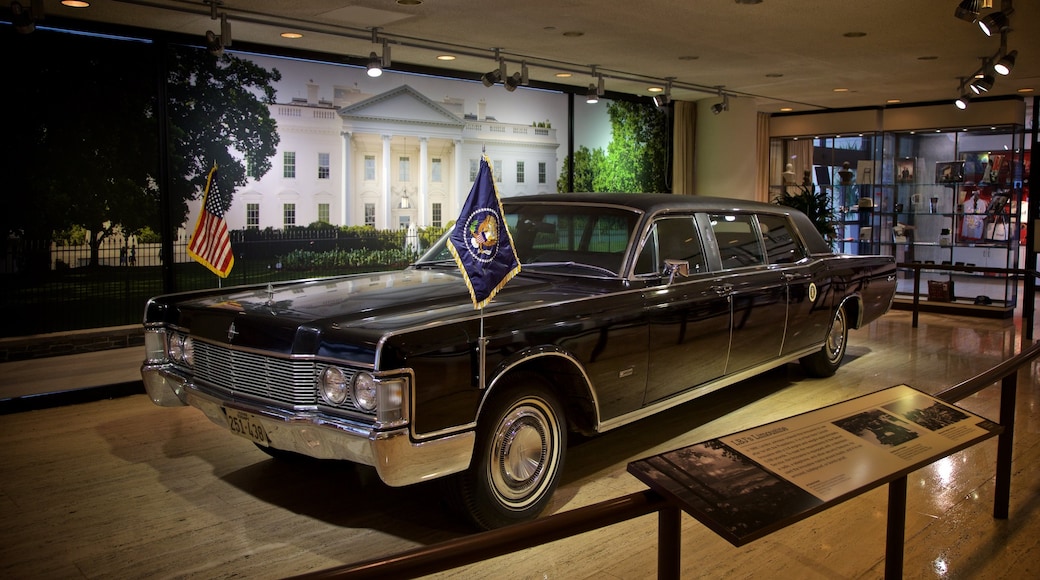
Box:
[885,476,907,580]
[994,372,1018,519]
[911,266,921,328]
[658,505,681,580]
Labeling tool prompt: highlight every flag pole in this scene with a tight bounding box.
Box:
[478,306,486,390]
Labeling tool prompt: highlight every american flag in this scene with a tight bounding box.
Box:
[187,163,234,278]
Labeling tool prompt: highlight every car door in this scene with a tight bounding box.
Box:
[708,213,787,374]
[756,213,834,357]
[640,215,731,404]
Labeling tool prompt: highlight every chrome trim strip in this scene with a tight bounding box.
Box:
[595,344,822,433]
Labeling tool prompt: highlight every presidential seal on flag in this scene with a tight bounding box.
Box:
[447,154,521,309]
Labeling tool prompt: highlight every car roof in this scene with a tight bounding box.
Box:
[503,193,790,216]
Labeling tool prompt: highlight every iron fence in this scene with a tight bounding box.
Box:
[0,228,427,338]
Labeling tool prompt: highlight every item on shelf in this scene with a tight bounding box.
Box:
[928,280,955,302]
[974,295,993,306]
[939,228,952,246]
[930,197,939,213]
[986,221,1008,241]
[935,161,964,185]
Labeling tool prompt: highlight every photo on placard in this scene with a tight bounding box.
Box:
[832,409,920,447]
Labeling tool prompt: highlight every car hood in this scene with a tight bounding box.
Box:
[171,268,556,362]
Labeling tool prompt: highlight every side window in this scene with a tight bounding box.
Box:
[758,214,805,265]
[710,213,765,268]
[636,216,705,275]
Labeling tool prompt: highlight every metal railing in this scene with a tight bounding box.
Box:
[290,340,1040,580]
[897,262,1040,338]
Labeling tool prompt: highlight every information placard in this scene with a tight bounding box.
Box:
[627,384,1002,546]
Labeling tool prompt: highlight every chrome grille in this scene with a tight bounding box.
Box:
[192,341,320,405]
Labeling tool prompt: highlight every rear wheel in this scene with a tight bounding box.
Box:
[799,305,848,377]
[448,375,567,530]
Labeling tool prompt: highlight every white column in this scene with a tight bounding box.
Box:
[340,131,352,225]
[382,134,392,229]
[419,137,428,226]
[454,139,465,217]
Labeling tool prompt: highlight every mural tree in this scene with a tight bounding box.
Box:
[164,45,281,231]
[558,100,667,194]
[0,28,280,269]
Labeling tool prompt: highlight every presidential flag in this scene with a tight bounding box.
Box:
[447,154,521,309]
[187,163,235,278]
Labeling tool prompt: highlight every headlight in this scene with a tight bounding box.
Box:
[168,334,184,362]
[353,372,378,411]
[319,367,350,405]
[181,336,194,366]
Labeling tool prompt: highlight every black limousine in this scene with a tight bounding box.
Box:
[141,193,896,529]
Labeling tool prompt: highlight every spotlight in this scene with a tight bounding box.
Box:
[586,84,599,104]
[978,11,1009,36]
[205,13,231,56]
[366,52,383,77]
[504,72,522,92]
[481,68,502,87]
[994,50,1017,75]
[653,94,670,107]
[955,93,970,110]
[954,0,980,22]
[711,92,730,115]
[205,29,223,56]
[971,74,995,93]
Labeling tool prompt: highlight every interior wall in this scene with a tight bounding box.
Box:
[694,95,760,201]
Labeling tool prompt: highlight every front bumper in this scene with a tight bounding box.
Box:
[141,362,474,487]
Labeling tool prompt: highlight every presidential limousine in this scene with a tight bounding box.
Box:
[141,193,896,529]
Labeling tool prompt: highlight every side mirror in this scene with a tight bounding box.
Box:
[664,259,689,284]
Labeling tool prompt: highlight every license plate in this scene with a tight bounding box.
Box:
[225,409,270,446]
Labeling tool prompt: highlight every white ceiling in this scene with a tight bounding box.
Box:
[29,0,1040,112]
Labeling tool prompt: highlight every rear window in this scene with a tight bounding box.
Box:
[710,214,764,268]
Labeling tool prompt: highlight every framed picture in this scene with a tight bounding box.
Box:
[896,158,915,183]
[935,161,964,185]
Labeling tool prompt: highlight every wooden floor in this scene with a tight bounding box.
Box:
[1,310,1038,579]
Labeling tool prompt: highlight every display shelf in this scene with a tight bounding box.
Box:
[769,121,1027,318]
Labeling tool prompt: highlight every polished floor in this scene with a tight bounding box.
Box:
[0,309,1037,579]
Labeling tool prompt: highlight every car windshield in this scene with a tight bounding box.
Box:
[415,202,641,277]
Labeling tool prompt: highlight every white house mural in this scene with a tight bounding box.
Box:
[217,82,561,232]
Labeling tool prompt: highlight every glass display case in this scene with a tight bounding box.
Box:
[876,125,1027,316]
[770,119,1028,318]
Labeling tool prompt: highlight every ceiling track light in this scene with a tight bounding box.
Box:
[366,51,383,77]
[955,93,971,110]
[954,0,980,22]
[972,73,995,93]
[366,29,390,77]
[977,0,1013,36]
[585,84,599,104]
[653,80,673,108]
[994,49,1017,75]
[481,50,505,87]
[710,88,730,114]
[504,61,529,92]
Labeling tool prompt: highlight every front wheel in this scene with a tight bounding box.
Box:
[799,305,849,377]
[447,376,567,530]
